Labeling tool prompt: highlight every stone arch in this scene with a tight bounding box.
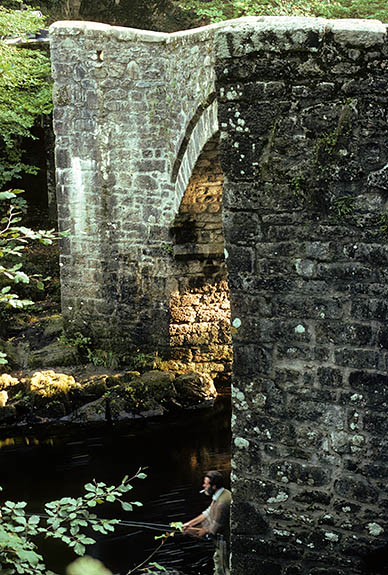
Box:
[172,97,219,214]
[169,132,232,387]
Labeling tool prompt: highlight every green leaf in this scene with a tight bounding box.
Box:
[80,537,95,545]
[121,502,133,512]
[91,524,107,534]
[15,549,40,565]
[0,191,16,200]
[74,542,86,556]
[149,562,167,571]
[28,516,40,526]
[13,271,30,284]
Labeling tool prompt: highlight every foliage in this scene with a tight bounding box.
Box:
[0,467,184,575]
[129,352,163,372]
[87,348,120,369]
[0,2,43,37]
[0,469,146,575]
[0,190,58,314]
[58,331,92,353]
[332,195,355,219]
[0,4,52,189]
[58,333,121,368]
[175,0,388,23]
[66,521,184,575]
[126,521,183,575]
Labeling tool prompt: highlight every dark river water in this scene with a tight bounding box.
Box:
[0,396,231,574]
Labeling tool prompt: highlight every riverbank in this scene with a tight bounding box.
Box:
[0,365,219,433]
[0,285,229,433]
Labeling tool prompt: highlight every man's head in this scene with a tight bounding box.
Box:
[202,470,225,496]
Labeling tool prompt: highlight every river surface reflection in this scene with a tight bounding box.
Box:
[0,396,231,574]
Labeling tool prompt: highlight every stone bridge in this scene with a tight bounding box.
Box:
[50,17,388,575]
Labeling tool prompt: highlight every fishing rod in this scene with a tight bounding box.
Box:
[117,520,176,532]
[24,513,177,533]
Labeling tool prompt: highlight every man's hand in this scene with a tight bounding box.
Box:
[182,525,207,537]
[182,522,192,533]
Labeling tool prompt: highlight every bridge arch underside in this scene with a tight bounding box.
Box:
[170,133,232,387]
[217,17,388,575]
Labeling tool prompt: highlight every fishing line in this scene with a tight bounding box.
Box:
[24,513,177,533]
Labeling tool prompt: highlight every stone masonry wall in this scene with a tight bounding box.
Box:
[49,20,224,353]
[170,134,232,385]
[216,17,388,575]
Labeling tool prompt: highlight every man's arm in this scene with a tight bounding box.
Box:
[182,513,207,533]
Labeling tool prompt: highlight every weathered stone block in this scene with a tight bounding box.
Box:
[334,477,378,504]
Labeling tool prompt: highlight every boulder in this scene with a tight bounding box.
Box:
[40,399,67,419]
[0,390,8,406]
[0,338,30,369]
[174,372,217,407]
[0,404,16,424]
[120,370,177,413]
[62,397,107,423]
[29,370,81,416]
[42,316,64,339]
[30,370,79,396]
[0,365,218,428]
[103,371,141,386]
[106,393,164,421]
[0,373,30,400]
[70,370,141,408]
[0,373,19,390]
[71,375,109,406]
[28,341,79,368]
[62,394,164,424]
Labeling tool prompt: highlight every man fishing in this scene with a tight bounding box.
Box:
[182,470,231,575]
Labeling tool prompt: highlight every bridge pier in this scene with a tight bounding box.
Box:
[216,17,388,575]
